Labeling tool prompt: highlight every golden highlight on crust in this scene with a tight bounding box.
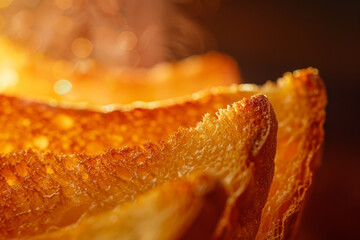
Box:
[0,95,277,239]
[0,86,249,155]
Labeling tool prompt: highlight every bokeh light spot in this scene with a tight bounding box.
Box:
[33,136,49,150]
[11,10,33,33]
[71,38,93,58]
[54,114,74,130]
[0,68,19,89]
[54,79,72,95]
[117,31,138,51]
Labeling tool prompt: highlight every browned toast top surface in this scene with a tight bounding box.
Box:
[0,95,277,239]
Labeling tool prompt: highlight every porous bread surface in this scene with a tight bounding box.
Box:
[0,87,244,155]
[32,174,227,240]
[0,95,276,239]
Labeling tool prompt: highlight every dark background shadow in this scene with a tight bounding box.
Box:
[203,0,360,239]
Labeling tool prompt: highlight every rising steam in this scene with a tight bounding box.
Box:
[0,0,221,68]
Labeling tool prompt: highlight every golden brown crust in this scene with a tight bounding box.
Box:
[249,68,327,240]
[0,95,277,239]
[217,95,277,240]
[0,65,325,239]
[0,87,244,154]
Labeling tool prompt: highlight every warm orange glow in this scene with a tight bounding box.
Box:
[0,0,12,9]
[71,38,93,58]
[0,14,4,29]
[52,60,73,79]
[54,0,73,10]
[0,2,326,238]
[117,31,138,51]
[33,135,49,150]
[0,67,18,90]
[95,0,121,15]
[0,38,241,105]
[0,52,326,239]
[11,10,33,32]
[55,16,74,35]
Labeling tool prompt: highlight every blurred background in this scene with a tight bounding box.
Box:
[0,0,359,239]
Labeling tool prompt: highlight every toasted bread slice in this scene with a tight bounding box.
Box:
[0,38,240,105]
[32,173,227,240]
[0,84,249,155]
[0,67,324,239]
[234,68,326,239]
[0,95,277,239]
